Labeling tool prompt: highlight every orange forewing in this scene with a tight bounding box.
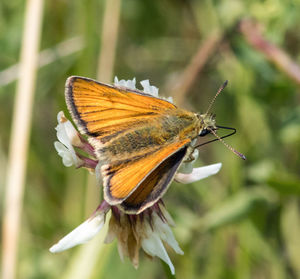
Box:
[102,139,190,205]
[65,76,176,143]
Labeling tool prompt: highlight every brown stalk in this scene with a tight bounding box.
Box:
[166,31,222,106]
[239,19,300,86]
[0,37,84,87]
[1,0,44,278]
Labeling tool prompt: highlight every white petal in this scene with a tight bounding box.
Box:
[49,213,105,253]
[178,149,199,173]
[164,96,174,104]
[159,204,175,227]
[126,77,136,89]
[56,111,82,148]
[54,141,75,167]
[153,213,183,255]
[64,121,82,147]
[141,223,175,275]
[54,141,82,167]
[175,163,222,184]
[114,76,136,90]
[114,76,119,84]
[140,80,159,97]
[56,111,64,123]
[179,149,199,174]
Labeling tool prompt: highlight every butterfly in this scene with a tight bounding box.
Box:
[65,76,245,214]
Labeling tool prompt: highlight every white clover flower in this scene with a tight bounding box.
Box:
[51,77,224,275]
[54,111,83,167]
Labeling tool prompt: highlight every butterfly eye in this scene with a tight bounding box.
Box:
[199,129,210,137]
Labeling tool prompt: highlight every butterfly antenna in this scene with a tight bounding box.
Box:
[209,128,246,160]
[205,80,228,115]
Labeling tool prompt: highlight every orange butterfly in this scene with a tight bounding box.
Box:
[65,76,244,214]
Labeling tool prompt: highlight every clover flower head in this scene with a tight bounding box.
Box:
[51,77,222,275]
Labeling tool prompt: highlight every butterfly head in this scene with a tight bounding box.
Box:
[197,113,217,137]
[193,80,246,160]
[195,112,246,160]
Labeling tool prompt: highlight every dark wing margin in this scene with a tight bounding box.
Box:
[119,146,188,214]
[64,76,177,139]
[65,76,95,136]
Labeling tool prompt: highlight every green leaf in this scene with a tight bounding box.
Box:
[281,199,300,278]
[194,187,277,231]
[267,173,300,195]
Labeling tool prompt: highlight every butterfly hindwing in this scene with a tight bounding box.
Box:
[102,139,190,207]
[120,145,188,214]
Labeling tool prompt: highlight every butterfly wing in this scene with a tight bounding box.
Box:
[120,145,188,214]
[65,76,176,145]
[102,139,190,207]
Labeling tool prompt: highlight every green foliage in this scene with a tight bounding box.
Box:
[1,0,299,278]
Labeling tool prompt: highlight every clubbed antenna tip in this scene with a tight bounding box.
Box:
[209,128,246,160]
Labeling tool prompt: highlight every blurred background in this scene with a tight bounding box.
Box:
[1,0,300,278]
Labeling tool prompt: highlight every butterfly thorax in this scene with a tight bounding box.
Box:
[99,108,201,162]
